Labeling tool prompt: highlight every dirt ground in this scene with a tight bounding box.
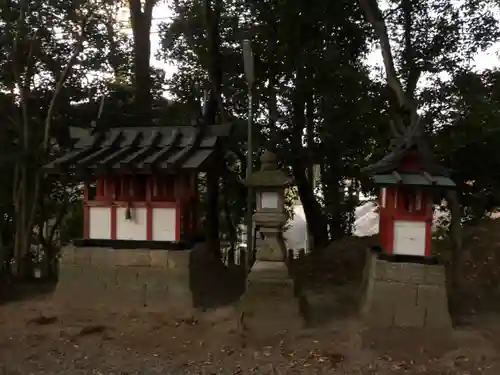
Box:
[1,294,500,375]
[4,219,500,374]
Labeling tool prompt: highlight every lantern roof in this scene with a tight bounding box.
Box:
[43,124,232,175]
[246,150,294,188]
[362,119,455,188]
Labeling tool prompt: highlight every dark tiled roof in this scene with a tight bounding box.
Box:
[43,124,232,174]
[371,173,456,187]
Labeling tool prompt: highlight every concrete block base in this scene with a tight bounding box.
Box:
[239,261,303,337]
[360,253,452,330]
[53,245,194,316]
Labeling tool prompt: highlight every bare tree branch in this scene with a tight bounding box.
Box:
[401,0,420,100]
[358,0,411,111]
[97,94,106,119]
[43,10,95,150]
[105,7,121,76]
[389,119,402,138]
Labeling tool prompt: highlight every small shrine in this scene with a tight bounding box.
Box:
[44,124,232,245]
[43,124,232,316]
[362,126,455,258]
[359,124,455,330]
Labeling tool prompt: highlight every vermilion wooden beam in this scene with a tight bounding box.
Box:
[146,177,153,241]
[83,182,90,239]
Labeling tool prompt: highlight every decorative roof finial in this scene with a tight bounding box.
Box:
[246,150,293,187]
[260,150,278,171]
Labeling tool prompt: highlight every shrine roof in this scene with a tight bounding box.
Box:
[43,124,232,175]
[372,173,455,187]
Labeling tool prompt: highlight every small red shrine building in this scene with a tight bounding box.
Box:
[43,124,231,243]
[362,129,455,257]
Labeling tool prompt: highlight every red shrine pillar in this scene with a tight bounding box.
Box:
[83,181,90,239]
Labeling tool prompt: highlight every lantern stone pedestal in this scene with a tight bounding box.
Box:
[239,151,303,337]
[240,260,302,336]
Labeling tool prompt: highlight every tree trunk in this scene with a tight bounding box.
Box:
[203,0,224,123]
[12,162,37,279]
[322,170,345,240]
[291,160,330,249]
[446,189,464,312]
[105,6,124,78]
[205,154,221,257]
[129,0,155,119]
[306,95,315,186]
[222,173,237,249]
[290,79,329,250]
[265,6,280,150]
[202,0,225,257]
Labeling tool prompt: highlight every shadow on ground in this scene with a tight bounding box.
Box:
[0,280,56,306]
[189,243,246,309]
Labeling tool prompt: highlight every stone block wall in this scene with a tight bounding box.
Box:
[360,253,451,330]
[54,246,193,315]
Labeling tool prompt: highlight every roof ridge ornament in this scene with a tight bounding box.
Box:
[246,149,293,188]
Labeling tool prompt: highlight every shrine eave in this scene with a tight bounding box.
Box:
[371,172,456,188]
[43,124,232,175]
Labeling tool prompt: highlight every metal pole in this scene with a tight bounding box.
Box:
[245,90,253,270]
[242,39,255,272]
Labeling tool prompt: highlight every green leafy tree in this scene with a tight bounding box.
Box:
[160,0,385,249]
[0,0,136,277]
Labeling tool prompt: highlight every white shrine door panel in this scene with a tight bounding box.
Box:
[152,207,177,241]
[116,207,147,241]
[89,206,111,239]
[393,220,426,256]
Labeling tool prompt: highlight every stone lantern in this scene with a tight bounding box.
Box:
[239,150,302,336]
[246,150,293,262]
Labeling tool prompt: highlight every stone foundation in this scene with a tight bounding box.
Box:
[360,252,452,330]
[54,245,193,315]
[239,261,303,336]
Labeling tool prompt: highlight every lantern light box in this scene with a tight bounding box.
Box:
[260,191,279,209]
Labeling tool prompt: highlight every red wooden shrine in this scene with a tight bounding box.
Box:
[83,173,198,241]
[363,135,455,258]
[44,125,232,243]
[377,155,434,256]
